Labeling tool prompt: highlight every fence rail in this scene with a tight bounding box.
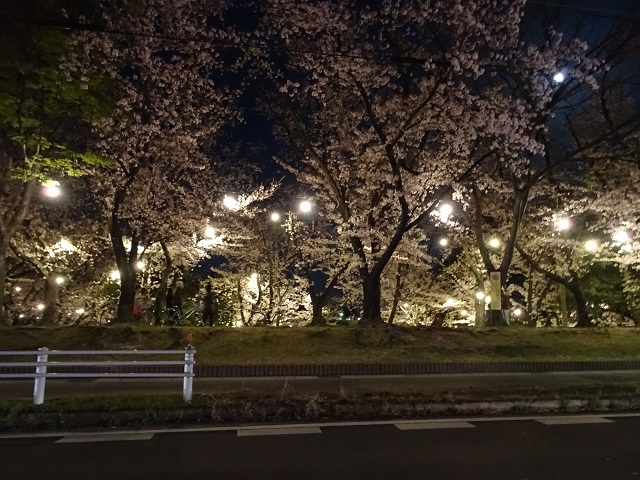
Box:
[0,346,196,405]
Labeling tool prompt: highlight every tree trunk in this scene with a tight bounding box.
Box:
[110,218,137,323]
[153,241,172,325]
[361,274,384,325]
[569,275,592,327]
[387,263,405,325]
[0,180,35,324]
[310,294,326,326]
[41,277,59,325]
[0,242,8,325]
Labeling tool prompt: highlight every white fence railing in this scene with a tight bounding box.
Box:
[0,346,196,404]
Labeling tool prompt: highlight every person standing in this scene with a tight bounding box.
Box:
[202,283,216,327]
[174,281,184,325]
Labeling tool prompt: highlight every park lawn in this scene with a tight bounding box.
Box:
[1,325,640,364]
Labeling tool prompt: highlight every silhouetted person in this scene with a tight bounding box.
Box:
[173,281,184,325]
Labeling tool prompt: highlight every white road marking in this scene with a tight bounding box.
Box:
[238,426,321,437]
[395,421,475,430]
[55,432,155,443]
[536,417,614,425]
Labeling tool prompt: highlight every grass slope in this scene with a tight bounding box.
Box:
[1,325,640,364]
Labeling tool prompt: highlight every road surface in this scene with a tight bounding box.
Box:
[1,414,640,479]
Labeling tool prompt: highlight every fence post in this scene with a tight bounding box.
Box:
[33,347,49,405]
[183,345,195,403]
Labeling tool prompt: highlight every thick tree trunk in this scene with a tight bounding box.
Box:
[41,277,59,325]
[361,275,384,325]
[110,217,137,323]
[569,275,592,327]
[310,295,327,326]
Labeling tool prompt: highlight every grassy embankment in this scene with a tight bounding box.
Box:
[1,324,640,363]
[2,326,640,430]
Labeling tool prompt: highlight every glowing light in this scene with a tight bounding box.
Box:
[50,237,76,256]
[584,240,598,252]
[42,180,61,198]
[612,230,630,243]
[438,203,453,222]
[484,295,492,304]
[14,286,21,292]
[270,212,281,222]
[55,276,64,285]
[439,238,448,247]
[513,308,522,317]
[110,270,121,280]
[488,238,501,248]
[204,226,216,238]
[37,304,45,311]
[223,194,239,211]
[136,261,145,270]
[299,200,312,213]
[556,218,572,231]
[75,308,85,315]
[475,291,485,300]
[443,298,458,308]
[553,72,565,83]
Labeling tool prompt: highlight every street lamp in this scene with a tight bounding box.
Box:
[584,239,598,252]
[488,237,501,248]
[439,238,448,247]
[42,180,61,198]
[299,200,312,213]
[136,261,145,270]
[475,291,485,300]
[55,276,64,285]
[612,230,630,244]
[555,218,572,231]
[270,212,281,222]
[223,194,239,211]
[438,203,453,222]
[553,72,565,83]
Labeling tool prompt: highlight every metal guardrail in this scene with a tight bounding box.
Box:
[0,346,196,405]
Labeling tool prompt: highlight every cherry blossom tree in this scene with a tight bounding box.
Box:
[66,0,244,321]
[262,0,575,325]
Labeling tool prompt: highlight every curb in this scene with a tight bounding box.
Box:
[2,396,640,432]
[3,360,640,377]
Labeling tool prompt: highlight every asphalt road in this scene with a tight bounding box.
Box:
[1,370,640,400]
[2,414,640,479]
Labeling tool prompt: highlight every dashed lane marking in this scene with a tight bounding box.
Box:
[237,426,322,437]
[536,417,615,425]
[395,421,475,430]
[55,433,155,443]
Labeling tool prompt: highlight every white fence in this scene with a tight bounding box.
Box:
[0,346,196,404]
